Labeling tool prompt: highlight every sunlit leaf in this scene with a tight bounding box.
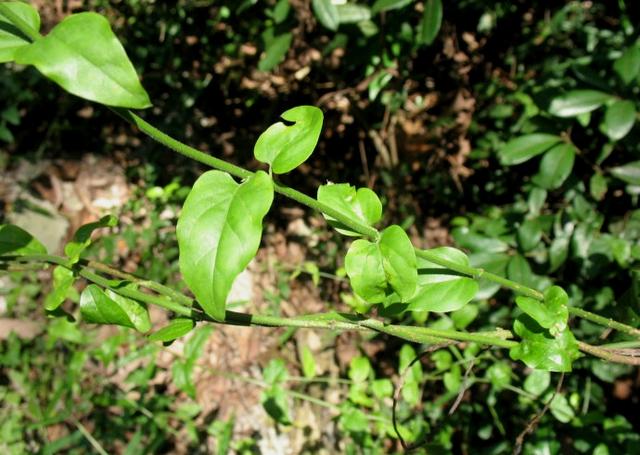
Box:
[548,90,612,117]
[44,266,75,311]
[312,0,339,31]
[80,284,151,332]
[317,183,382,236]
[15,13,151,108]
[532,143,576,190]
[515,286,568,336]
[0,2,40,63]
[499,134,562,166]
[65,214,117,264]
[177,171,273,321]
[148,318,195,342]
[602,100,636,141]
[0,224,47,255]
[254,105,323,174]
[610,161,640,186]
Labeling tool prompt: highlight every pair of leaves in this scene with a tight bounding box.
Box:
[1,3,150,109]
[80,284,151,333]
[177,171,274,321]
[515,286,569,336]
[317,183,382,236]
[344,225,416,305]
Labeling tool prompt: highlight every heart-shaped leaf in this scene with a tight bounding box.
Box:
[509,314,580,372]
[499,134,562,166]
[515,286,568,336]
[177,170,273,321]
[15,12,151,108]
[80,284,151,332]
[0,2,40,63]
[407,247,478,312]
[254,106,323,174]
[148,318,195,342]
[0,224,47,255]
[65,214,117,264]
[44,266,75,311]
[548,90,612,117]
[317,183,382,236]
[345,225,417,304]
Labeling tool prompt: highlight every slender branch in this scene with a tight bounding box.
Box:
[568,306,640,338]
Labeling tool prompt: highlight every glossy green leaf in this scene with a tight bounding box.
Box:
[335,4,371,23]
[499,134,562,166]
[65,214,117,264]
[610,161,640,185]
[407,247,478,312]
[0,2,40,63]
[548,393,575,423]
[254,106,323,174]
[379,225,417,301]
[507,254,535,289]
[44,266,75,311]
[15,13,151,108]
[532,143,576,190]
[258,32,291,71]
[602,100,636,141]
[548,90,612,117]
[312,0,339,31]
[80,284,151,332]
[509,315,580,372]
[372,0,413,14]
[317,183,382,236]
[177,170,273,321]
[418,0,443,45]
[515,286,568,336]
[614,45,640,85]
[517,218,542,252]
[345,238,387,303]
[0,224,47,255]
[148,318,195,342]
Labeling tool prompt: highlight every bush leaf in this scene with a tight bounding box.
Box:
[499,134,562,166]
[0,2,40,63]
[80,284,151,332]
[0,224,47,255]
[610,161,640,186]
[372,0,413,14]
[258,32,292,71]
[312,0,339,31]
[379,225,417,301]
[345,239,387,303]
[408,247,478,312]
[177,170,273,321]
[532,143,576,190]
[254,106,323,174]
[614,45,640,86]
[509,314,580,372]
[44,266,75,311]
[148,318,195,342]
[418,0,443,46]
[317,183,382,236]
[515,286,569,336]
[602,100,636,141]
[15,12,151,108]
[65,214,117,264]
[548,90,612,117]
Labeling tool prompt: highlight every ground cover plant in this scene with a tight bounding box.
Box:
[1,1,639,453]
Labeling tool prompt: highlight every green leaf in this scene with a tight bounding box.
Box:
[300,346,316,379]
[317,183,382,236]
[407,247,478,312]
[15,12,151,108]
[254,106,323,174]
[335,4,371,23]
[486,362,512,390]
[0,224,47,255]
[372,0,413,14]
[262,386,292,425]
[263,358,289,385]
[602,100,636,141]
[0,2,40,63]
[614,45,640,85]
[548,90,612,117]
[379,225,417,301]
[177,170,273,321]
[499,134,562,166]
[515,286,568,336]
[532,143,576,190]
[548,393,575,423]
[148,318,195,342]
[44,266,75,311]
[610,161,640,185]
[345,238,387,303]
[517,218,542,252]
[589,173,607,201]
[509,315,580,372]
[65,214,117,264]
[80,284,151,333]
[507,254,535,289]
[453,226,509,253]
[418,0,443,46]
[349,356,372,383]
[312,0,339,31]
[258,32,292,71]
[523,369,550,396]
